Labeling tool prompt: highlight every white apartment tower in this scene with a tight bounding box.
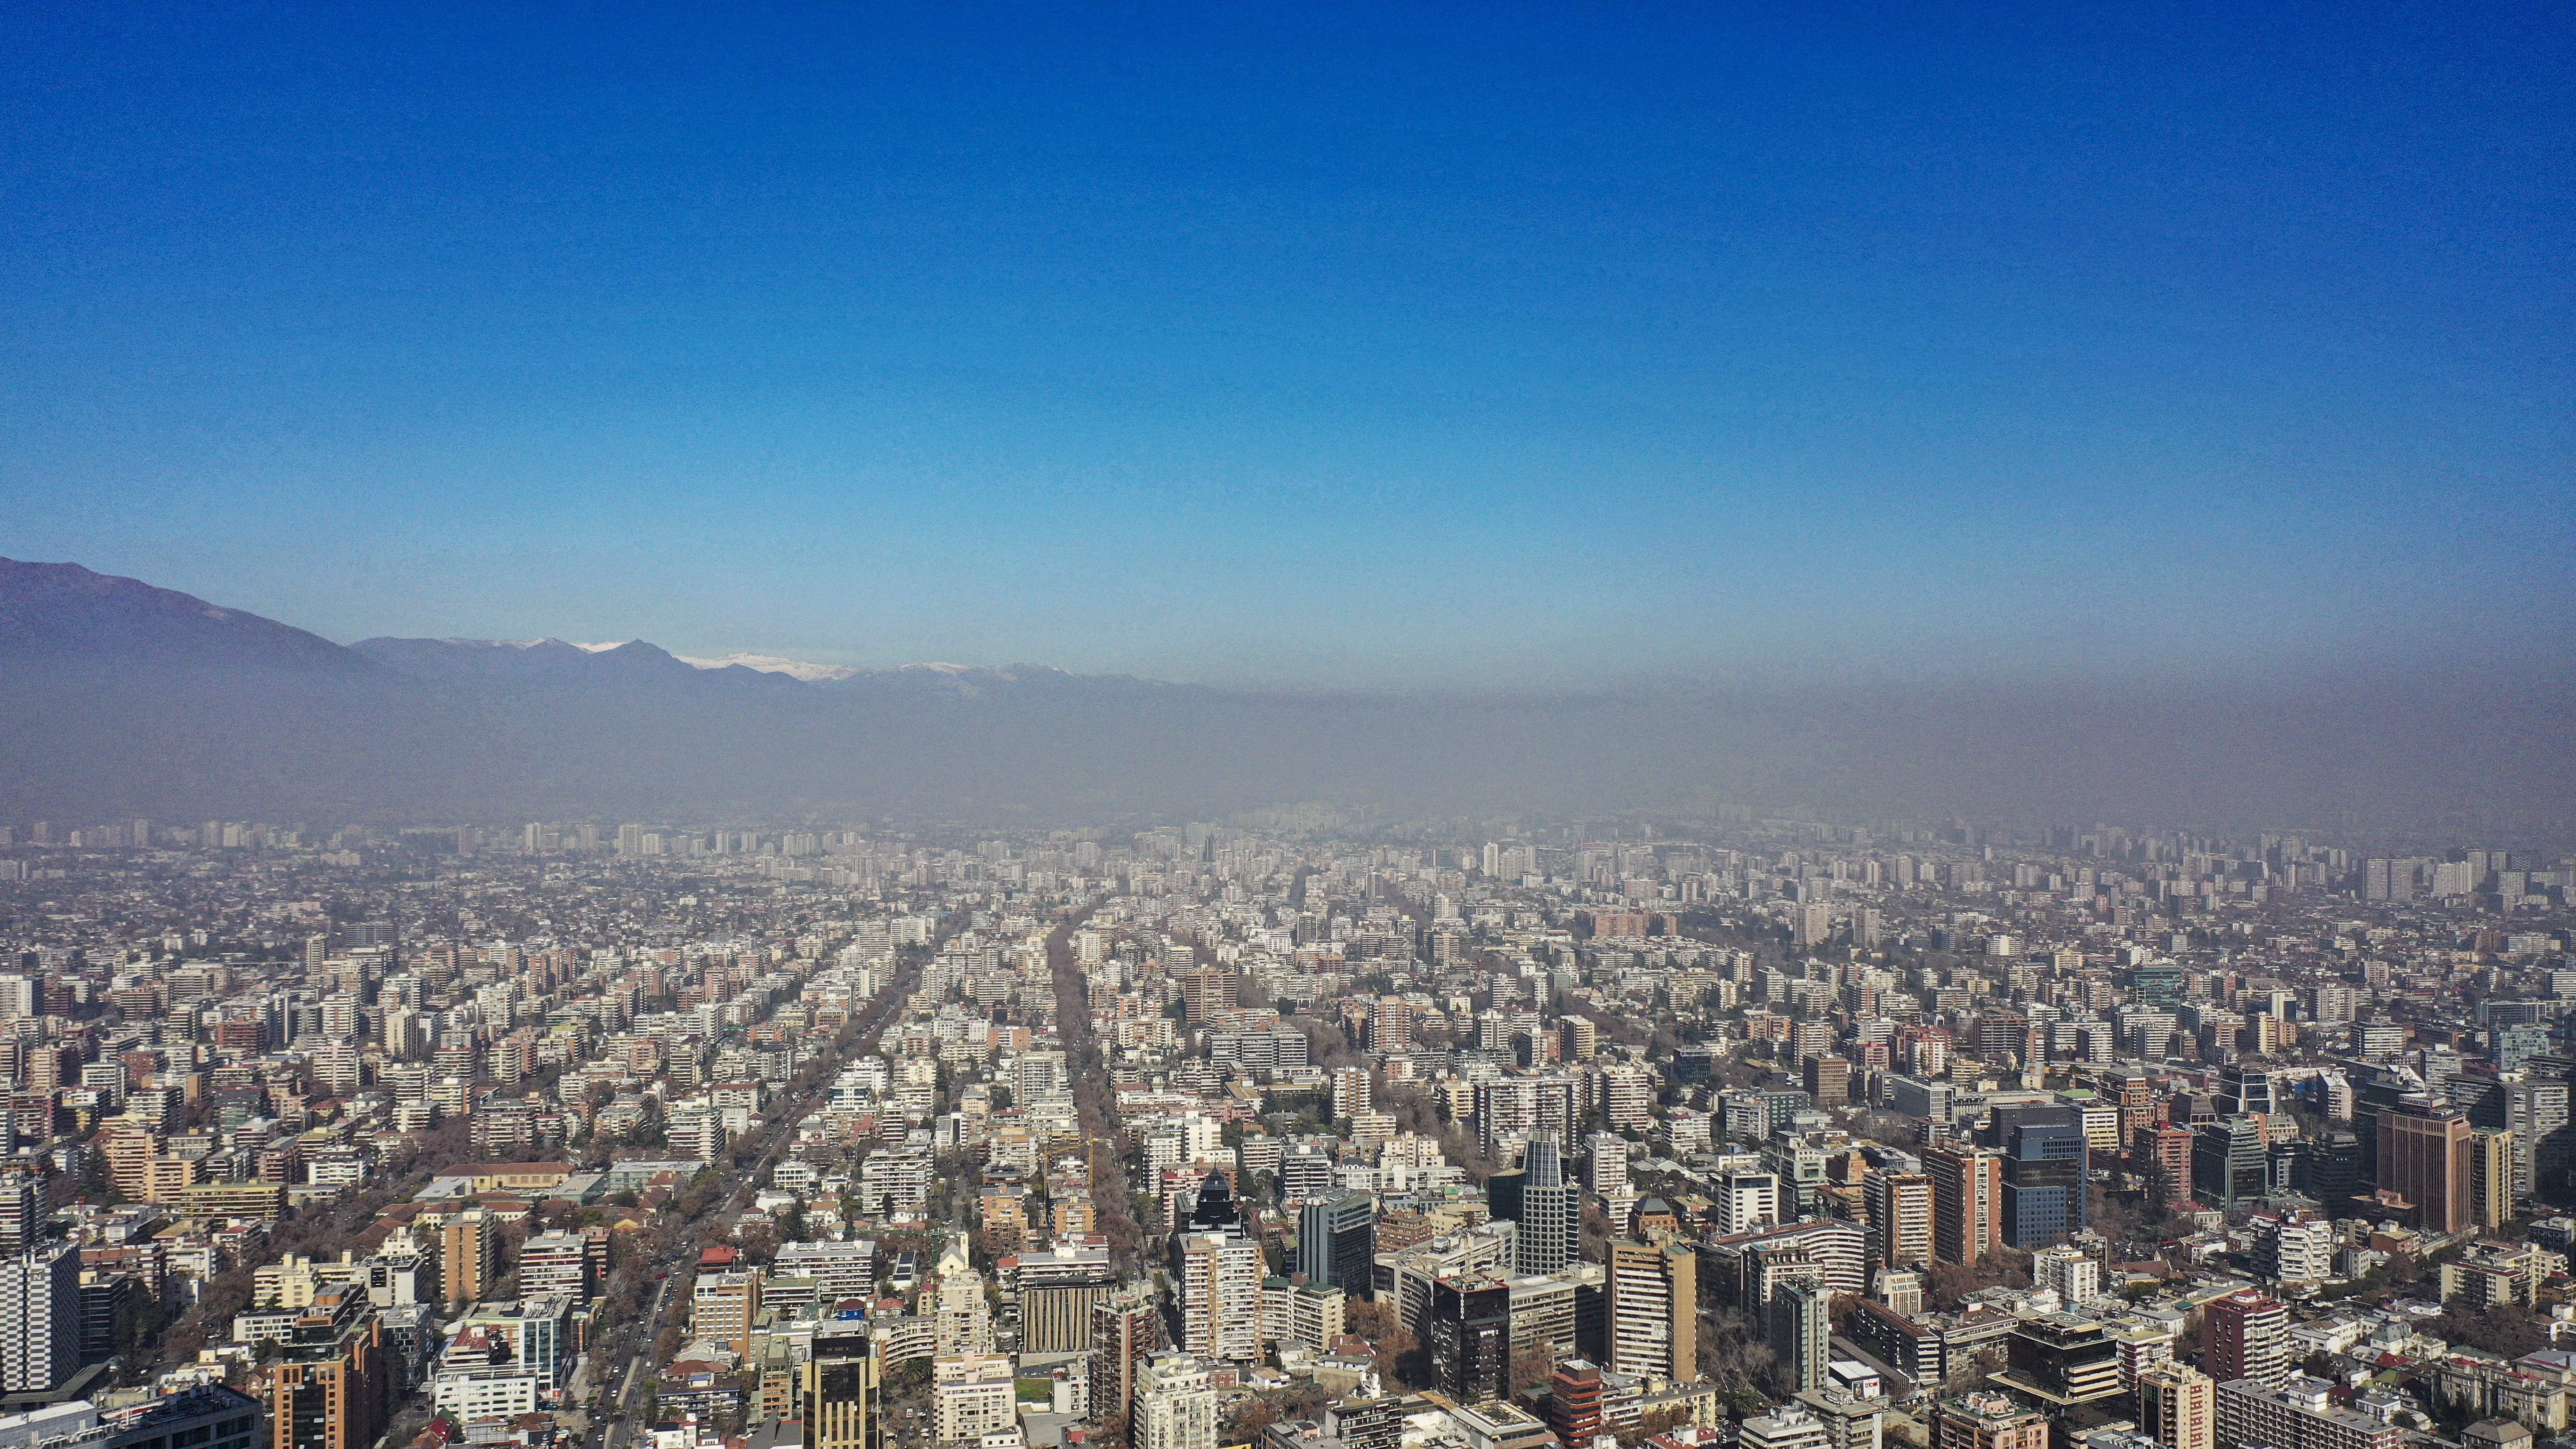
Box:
[1135,1352,1219,1449]
[1173,1232,1264,1363]
[0,1241,80,1392]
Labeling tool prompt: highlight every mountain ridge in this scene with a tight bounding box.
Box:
[0,558,372,674]
[2,557,2570,833]
[346,633,1192,703]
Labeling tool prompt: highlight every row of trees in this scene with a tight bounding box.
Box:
[592,930,937,1419]
[1045,907,1150,1271]
[152,1110,499,1372]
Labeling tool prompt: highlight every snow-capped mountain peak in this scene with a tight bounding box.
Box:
[674,652,862,682]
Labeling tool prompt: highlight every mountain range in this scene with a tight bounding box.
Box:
[2,556,2570,834]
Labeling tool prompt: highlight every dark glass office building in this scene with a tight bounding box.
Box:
[1984,1105,2088,1248]
[1297,1189,1377,1297]
[1426,1273,1512,1405]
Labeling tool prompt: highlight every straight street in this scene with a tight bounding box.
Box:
[588,931,939,1441]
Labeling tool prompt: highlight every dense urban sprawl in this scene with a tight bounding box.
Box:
[0,813,2572,1449]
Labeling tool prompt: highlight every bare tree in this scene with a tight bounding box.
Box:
[1695,1306,1777,1396]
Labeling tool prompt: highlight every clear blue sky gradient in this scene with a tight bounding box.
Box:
[4,3,2569,687]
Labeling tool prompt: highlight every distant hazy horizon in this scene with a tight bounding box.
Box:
[0,554,2566,838]
[17,552,2576,707]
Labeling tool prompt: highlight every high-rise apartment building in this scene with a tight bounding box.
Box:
[1016,1246,1116,1355]
[1367,999,1413,1054]
[2203,1291,2289,1388]
[1473,1076,1578,1162]
[1769,1280,1832,1394]
[769,1239,874,1307]
[1606,1238,1696,1380]
[1171,1231,1264,1363]
[2214,1377,2404,1449]
[1562,1017,1598,1063]
[1805,1056,1852,1108]
[1331,1068,1372,1122]
[1285,1282,1345,1353]
[1327,1398,1404,1449]
[269,1287,387,1449]
[2252,1212,2335,1286]
[976,1188,1028,1256]
[1180,969,1232,1023]
[692,1269,762,1356]
[2503,1076,2569,1201]
[2362,859,2415,903]
[931,1355,1015,1444]
[0,1177,42,1256]
[439,1210,495,1306]
[2143,1124,2196,1209]
[1865,1172,1933,1271]
[515,1229,602,1304]
[1795,903,1834,951]
[1586,1133,1631,1197]
[0,1240,80,1393]
[1795,1386,1887,1449]
[1134,1352,1219,1449]
[1594,1065,1656,1130]
[2032,1244,2099,1306]
[1743,1403,1832,1449]
[1546,1360,1606,1445]
[1924,1144,2002,1265]
[2467,1130,2513,1232]
[2137,1365,2215,1449]
[1089,1294,1162,1437]
[933,1256,993,1358]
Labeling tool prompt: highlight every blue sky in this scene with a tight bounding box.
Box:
[3,2,2568,688]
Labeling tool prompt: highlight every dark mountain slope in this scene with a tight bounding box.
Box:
[0,558,369,673]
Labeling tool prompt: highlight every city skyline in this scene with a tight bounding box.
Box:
[8,9,2576,1449]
